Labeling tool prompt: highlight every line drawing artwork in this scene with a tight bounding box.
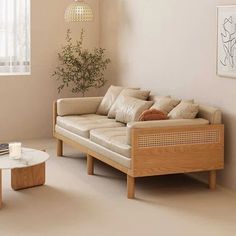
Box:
[220,16,236,68]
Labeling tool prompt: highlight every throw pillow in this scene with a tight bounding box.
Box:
[168,101,199,119]
[115,96,154,124]
[138,109,168,121]
[151,97,180,114]
[96,85,124,115]
[108,89,151,118]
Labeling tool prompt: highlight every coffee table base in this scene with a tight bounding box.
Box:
[11,163,45,190]
[0,163,46,208]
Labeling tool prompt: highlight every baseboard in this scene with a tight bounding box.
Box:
[187,172,236,195]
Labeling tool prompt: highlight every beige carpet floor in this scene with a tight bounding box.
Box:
[0,138,235,236]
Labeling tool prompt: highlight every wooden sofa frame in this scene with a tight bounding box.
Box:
[53,102,224,199]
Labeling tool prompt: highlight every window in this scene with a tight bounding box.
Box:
[0,0,30,75]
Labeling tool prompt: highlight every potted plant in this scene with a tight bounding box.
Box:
[53,29,111,96]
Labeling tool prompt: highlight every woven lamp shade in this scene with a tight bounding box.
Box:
[65,0,93,22]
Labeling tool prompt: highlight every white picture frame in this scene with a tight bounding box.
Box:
[217,5,236,78]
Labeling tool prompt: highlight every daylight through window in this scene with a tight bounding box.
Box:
[0,0,30,75]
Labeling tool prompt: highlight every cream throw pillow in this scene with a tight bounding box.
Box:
[151,97,180,114]
[115,96,154,124]
[168,101,199,119]
[96,86,124,115]
[148,95,171,102]
[108,89,151,118]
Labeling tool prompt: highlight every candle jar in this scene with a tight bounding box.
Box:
[9,142,22,159]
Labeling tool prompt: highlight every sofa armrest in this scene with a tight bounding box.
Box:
[126,118,210,145]
[57,97,103,116]
[129,123,224,177]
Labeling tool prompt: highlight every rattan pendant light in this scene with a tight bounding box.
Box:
[65,0,94,22]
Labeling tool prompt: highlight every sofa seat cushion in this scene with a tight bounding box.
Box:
[57,114,125,139]
[55,125,131,168]
[90,127,131,158]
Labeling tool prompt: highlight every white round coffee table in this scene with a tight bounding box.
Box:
[0,148,49,208]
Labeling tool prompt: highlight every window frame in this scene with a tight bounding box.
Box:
[0,0,31,76]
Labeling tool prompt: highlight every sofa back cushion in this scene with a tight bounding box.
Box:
[168,101,199,119]
[115,96,154,124]
[96,86,124,115]
[57,97,103,116]
[108,89,151,118]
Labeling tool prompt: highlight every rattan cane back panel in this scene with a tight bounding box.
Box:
[137,129,220,148]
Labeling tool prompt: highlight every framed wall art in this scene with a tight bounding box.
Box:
[217,6,236,78]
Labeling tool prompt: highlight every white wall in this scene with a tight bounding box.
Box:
[0,0,100,141]
[100,0,236,190]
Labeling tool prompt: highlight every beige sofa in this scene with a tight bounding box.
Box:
[53,90,224,199]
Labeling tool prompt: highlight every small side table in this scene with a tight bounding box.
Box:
[0,148,49,208]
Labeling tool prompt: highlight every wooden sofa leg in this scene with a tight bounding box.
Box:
[87,154,94,175]
[127,175,135,199]
[209,170,216,190]
[57,139,63,156]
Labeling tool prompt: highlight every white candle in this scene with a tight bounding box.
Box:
[9,142,22,159]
